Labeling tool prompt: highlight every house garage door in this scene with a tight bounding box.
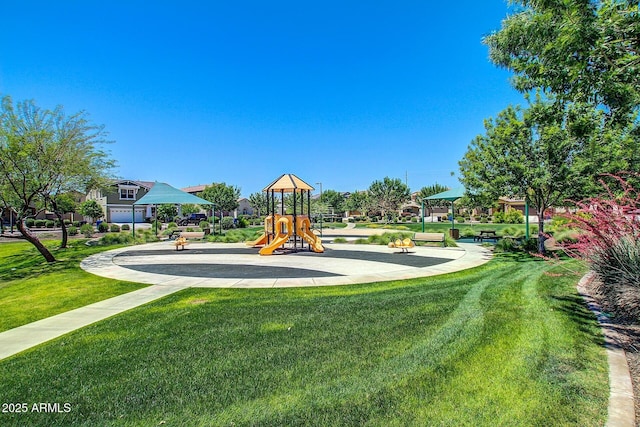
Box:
[109,208,144,223]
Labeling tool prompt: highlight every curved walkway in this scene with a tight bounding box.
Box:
[0,242,491,360]
[80,241,492,288]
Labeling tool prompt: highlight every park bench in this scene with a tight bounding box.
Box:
[413,232,446,247]
[388,232,446,252]
[168,228,210,240]
[179,231,206,240]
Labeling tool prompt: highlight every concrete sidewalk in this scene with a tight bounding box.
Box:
[0,283,187,361]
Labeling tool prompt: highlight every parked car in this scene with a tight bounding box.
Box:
[177,213,208,226]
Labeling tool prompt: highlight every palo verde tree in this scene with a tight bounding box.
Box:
[48,193,78,248]
[0,96,115,262]
[459,96,583,253]
[367,177,410,222]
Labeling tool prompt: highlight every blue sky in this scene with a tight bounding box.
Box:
[1,1,523,197]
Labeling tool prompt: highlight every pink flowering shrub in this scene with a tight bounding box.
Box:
[561,174,640,320]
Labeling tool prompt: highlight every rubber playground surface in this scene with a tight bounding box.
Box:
[81,241,493,288]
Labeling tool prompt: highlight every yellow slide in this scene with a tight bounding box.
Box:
[246,232,268,247]
[296,217,324,253]
[246,214,278,247]
[259,216,293,255]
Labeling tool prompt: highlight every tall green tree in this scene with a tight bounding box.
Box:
[200,182,240,218]
[156,204,178,222]
[344,191,369,217]
[248,192,269,217]
[319,189,346,215]
[485,0,640,123]
[78,200,104,224]
[0,96,115,262]
[416,183,449,219]
[367,177,410,222]
[459,96,580,252]
[180,203,200,216]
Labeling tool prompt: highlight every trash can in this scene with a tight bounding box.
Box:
[449,228,460,240]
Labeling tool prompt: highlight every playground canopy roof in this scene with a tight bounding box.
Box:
[263,174,315,193]
[424,187,466,201]
[134,182,213,206]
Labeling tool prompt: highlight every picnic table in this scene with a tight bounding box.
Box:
[474,230,498,242]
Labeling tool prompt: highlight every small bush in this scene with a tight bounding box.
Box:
[97,222,109,233]
[221,217,235,230]
[167,222,178,229]
[25,218,35,228]
[522,237,539,252]
[68,226,78,236]
[333,237,348,243]
[460,227,476,238]
[110,224,121,233]
[133,229,159,244]
[45,220,55,228]
[150,220,162,231]
[199,221,210,229]
[496,237,519,252]
[443,234,458,247]
[501,226,523,238]
[72,221,81,227]
[100,232,134,245]
[237,217,249,228]
[121,224,130,231]
[455,216,465,223]
[80,224,94,238]
[505,208,524,224]
[35,219,47,228]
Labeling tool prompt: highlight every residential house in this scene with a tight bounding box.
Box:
[87,180,155,223]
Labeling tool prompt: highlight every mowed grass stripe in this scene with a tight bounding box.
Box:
[0,241,147,332]
[0,256,607,426]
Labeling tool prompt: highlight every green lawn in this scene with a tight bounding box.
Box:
[0,240,147,332]
[0,254,608,426]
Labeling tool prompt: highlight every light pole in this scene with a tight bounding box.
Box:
[316,182,323,237]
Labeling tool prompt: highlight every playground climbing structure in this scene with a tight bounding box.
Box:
[246,174,324,255]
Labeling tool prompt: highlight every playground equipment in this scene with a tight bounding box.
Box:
[247,174,324,255]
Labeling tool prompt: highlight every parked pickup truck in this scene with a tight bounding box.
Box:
[177,213,208,226]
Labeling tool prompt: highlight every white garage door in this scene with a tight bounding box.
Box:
[109,208,144,223]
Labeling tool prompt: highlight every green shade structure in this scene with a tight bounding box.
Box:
[424,187,466,233]
[424,187,466,202]
[132,182,213,235]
